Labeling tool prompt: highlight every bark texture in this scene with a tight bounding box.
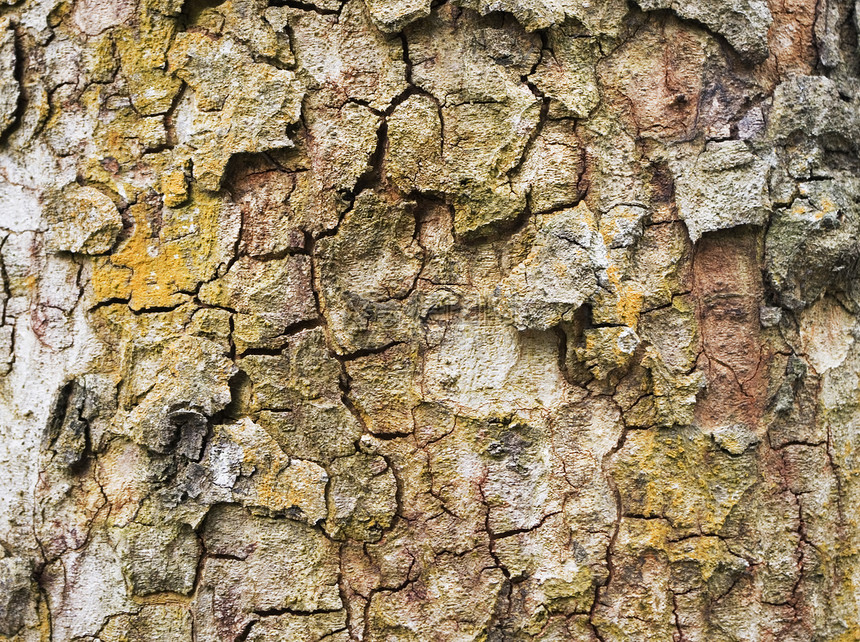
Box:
[1,0,860,640]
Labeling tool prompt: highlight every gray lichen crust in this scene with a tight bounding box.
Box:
[0,19,18,137]
[1,0,860,640]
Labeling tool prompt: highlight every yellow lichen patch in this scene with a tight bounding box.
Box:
[81,32,118,84]
[602,261,645,328]
[160,167,189,208]
[104,186,239,310]
[616,515,674,550]
[96,110,168,167]
[611,425,757,535]
[90,256,133,304]
[790,193,841,226]
[591,249,646,331]
[113,5,182,116]
[814,196,838,221]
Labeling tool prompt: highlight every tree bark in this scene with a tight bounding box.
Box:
[1,0,859,639]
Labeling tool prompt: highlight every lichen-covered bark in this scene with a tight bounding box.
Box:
[1,0,859,639]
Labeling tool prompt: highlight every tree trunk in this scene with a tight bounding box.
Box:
[1,0,859,639]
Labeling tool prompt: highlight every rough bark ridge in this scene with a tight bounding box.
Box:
[0,0,859,639]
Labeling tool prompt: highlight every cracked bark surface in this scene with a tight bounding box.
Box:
[1,0,860,640]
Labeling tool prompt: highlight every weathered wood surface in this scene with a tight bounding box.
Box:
[1,0,859,639]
